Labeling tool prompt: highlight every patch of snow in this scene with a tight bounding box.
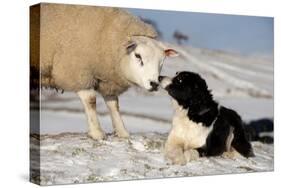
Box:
[175,48,272,98]
[30,133,274,185]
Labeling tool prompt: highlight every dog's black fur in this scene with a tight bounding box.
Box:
[160,71,255,158]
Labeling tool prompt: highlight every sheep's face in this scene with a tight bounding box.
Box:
[124,37,178,92]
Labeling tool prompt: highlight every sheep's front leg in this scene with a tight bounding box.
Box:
[104,96,129,138]
[77,89,106,140]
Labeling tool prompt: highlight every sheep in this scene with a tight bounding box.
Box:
[30,3,178,140]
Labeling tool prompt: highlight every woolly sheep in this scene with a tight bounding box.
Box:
[30,3,178,140]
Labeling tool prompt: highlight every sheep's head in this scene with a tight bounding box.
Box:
[123,36,178,92]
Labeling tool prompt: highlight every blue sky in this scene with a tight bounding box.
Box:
[127,8,273,56]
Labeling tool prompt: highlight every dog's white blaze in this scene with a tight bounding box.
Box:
[159,77,172,89]
[170,99,214,149]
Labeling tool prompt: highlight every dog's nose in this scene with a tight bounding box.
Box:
[158,76,164,82]
[150,81,159,91]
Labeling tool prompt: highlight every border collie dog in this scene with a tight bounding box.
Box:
[159,71,254,165]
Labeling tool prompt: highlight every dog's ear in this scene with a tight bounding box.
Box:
[198,78,209,91]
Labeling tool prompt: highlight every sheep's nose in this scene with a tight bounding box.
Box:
[150,81,159,91]
[158,76,164,82]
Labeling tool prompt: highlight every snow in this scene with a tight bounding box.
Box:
[30,44,274,185]
[30,133,273,185]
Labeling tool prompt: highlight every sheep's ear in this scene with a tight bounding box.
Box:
[126,41,137,54]
[164,49,179,57]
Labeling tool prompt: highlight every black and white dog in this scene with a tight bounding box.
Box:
[159,71,255,165]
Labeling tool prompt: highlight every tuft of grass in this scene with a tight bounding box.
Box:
[87,175,99,181]
[144,164,152,170]
[159,167,167,171]
[86,174,106,182]
[86,175,99,182]
[238,166,254,171]
[92,141,103,148]
[71,148,86,157]
[144,140,163,150]
[120,169,128,174]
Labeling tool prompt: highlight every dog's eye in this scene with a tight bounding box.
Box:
[174,77,182,84]
[177,77,183,83]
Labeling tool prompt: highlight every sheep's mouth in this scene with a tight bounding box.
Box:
[148,86,159,92]
[148,87,159,92]
[148,81,159,92]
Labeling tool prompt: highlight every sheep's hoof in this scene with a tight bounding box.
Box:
[116,130,130,139]
[88,130,106,140]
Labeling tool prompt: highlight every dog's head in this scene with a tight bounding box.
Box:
[159,71,211,106]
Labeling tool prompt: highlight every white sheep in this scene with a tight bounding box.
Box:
[30,3,178,140]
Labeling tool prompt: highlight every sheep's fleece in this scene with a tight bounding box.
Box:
[30,3,157,96]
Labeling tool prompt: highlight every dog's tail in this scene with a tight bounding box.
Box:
[231,124,255,158]
[222,107,255,158]
[244,118,274,144]
[231,117,273,158]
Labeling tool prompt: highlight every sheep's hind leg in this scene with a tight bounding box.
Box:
[77,89,106,140]
[104,96,129,138]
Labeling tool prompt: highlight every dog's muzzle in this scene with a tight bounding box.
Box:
[158,76,172,89]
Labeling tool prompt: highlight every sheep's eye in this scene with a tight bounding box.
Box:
[135,53,142,59]
[134,53,143,66]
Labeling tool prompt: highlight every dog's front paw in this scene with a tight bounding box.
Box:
[184,149,199,162]
[171,155,186,165]
[190,149,200,160]
[165,147,187,165]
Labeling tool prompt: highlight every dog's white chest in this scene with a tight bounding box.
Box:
[171,101,213,149]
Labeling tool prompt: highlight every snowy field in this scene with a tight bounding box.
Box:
[30,45,274,185]
[31,133,273,185]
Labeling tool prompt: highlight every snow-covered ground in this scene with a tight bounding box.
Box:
[30,45,274,185]
[30,133,273,185]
